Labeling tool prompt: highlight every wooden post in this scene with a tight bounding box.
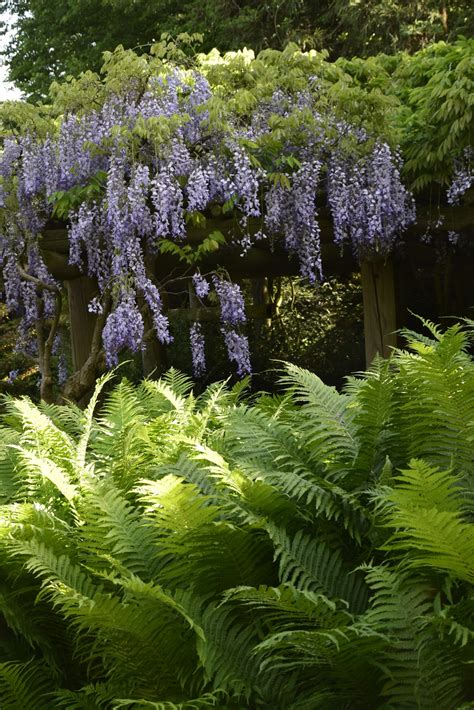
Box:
[251,278,272,333]
[66,277,98,371]
[360,258,397,366]
[142,320,169,378]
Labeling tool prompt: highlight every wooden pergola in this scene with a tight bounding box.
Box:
[40,200,474,385]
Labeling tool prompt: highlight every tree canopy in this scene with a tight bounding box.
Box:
[1,0,473,100]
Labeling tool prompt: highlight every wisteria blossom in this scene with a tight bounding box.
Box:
[447,148,473,205]
[265,158,322,282]
[7,369,19,384]
[102,293,145,366]
[192,272,210,299]
[190,321,206,377]
[327,141,415,255]
[222,329,251,376]
[212,276,246,326]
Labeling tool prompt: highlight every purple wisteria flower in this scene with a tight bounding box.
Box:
[187,165,211,212]
[141,278,172,344]
[231,147,261,219]
[102,293,145,366]
[128,164,153,236]
[192,272,209,299]
[190,321,206,377]
[327,141,415,256]
[88,297,103,315]
[0,59,423,384]
[151,167,185,241]
[447,148,473,205]
[222,329,251,376]
[212,276,246,326]
[7,369,19,384]
[69,202,97,268]
[265,158,322,282]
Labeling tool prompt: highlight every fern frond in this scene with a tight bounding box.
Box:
[2,397,76,476]
[139,373,193,415]
[360,564,464,707]
[75,369,117,467]
[343,357,394,482]
[267,526,369,613]
[223,583,346,629]
[186,598,261,701]
[279,362,358,474]
[223,405,368,538]
[137,475,274,591]
[0,659,55,709]
[112,689,227,709]
[389,326,474,474]
[13,447,78,502]
[377,459,474,583]
[38,400,84,437]
[0,427,21,503]
[77,482,160,578]
[161,368,195,398]
[90,380,152,489]
[138,475,220,535]
[9,538,101,603]
[53,683,114,709]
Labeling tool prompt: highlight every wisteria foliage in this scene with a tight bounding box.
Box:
[0,60,418,384]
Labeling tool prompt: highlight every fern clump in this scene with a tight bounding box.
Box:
[0,328,473,708]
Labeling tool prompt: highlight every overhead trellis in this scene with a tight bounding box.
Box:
[0,37,472,401]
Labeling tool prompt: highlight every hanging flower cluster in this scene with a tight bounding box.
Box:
[212,275,251,375]
[327,140,415,256]
[265,158,323,283]
[0,58,417,384]
[189,321,206,378]
[447,147,473,205]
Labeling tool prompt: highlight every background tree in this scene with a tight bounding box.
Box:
[1,0,473,100]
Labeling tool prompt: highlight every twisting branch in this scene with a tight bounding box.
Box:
[17,265,61,294]
[19,264,62,403]
[40,288,63,402]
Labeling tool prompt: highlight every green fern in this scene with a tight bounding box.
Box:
[1,326,474,707]
[377,459,474,583]
[267,525,369,613]
[0,659,56,709]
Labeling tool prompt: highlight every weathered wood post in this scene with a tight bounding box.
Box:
[251,278,272,332]
[41,228,103,404]
[66,276,98,372]
[360,258,397,366]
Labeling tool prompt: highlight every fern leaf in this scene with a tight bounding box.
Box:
[0,659,55,709]
[76,369,116,467]
[267,526,369,613]
[377,459,474,583]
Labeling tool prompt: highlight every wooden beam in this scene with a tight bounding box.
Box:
[166,304,272,321]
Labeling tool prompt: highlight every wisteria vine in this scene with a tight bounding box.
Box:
[0,59,419,392]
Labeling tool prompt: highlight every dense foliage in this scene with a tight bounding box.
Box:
[0,323,473,707]
[1,0,473,99]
